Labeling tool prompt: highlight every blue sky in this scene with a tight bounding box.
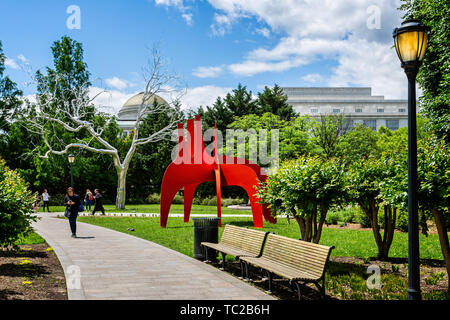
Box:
[0,0,407,113]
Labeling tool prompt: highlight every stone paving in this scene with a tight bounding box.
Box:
[32,212,275,300]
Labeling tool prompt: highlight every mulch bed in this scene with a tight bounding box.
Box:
[0,244,68,300]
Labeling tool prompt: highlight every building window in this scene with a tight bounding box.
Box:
[386,120,399,131]
[363,120,377,131]
[333,108,340,113]
[399,108,406,113]
[311,108,318,113]
[344,119,354,131]
[355,108,363,113]
[377,108,384,113]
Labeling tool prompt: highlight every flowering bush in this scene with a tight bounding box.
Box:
[0,158,36,249]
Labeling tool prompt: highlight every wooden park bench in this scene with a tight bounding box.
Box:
[201,224,269,276]
[240,233,335,299]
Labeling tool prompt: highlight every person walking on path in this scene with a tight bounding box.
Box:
[42,189,50,212]
[92,189,105,216]
[85,189,93,212]
[64,187,81,238]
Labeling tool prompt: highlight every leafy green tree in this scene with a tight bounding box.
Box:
[0,40,23,132]
[400,0,450,140]
[224,83,259,117]
[257,156,346,243]
[28,44,180,208]
[0,158,36,249]
[256,85,297,120]
[198,97,234,132]
[336,124,380,163]
[417,136,450,291]
[347,156,400,260]
[36,36,91,117]
[312,114,348,159]
[229,113,317,163]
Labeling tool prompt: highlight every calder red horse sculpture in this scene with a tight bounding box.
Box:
[160,115,276,228]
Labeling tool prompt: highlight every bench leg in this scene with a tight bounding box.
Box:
[244,262,250,281]
[220,252,226,270]
[204,246,209,262]
[266,271,272,294]
[314,278,326,299]
[293,281,303,300]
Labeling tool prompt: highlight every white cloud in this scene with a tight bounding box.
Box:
[302,73,324,84]
[154,0,194,26]
[154,0,184,7]
[5,57,19,69]
[17,54,29,63]
[228,56,307,77]
[255,27,270,38]
[192,65,224,78]
[211,13,234,36]
[154,0,407,98]
[105,77,134,90]
[89,87,136,115]
[182,13,194,26]
[179,85,231,109]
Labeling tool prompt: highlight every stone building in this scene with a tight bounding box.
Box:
[281,87,408,130]
[117,92,168,135]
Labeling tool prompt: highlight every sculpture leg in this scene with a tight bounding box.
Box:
[247,193,264,228]
[215,168,222,227]
[183,182,201,223]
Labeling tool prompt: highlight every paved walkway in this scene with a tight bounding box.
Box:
[32,212,274,300]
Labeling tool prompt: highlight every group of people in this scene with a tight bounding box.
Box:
[33,187,106,238]
[33,189,51,212]
[64,188,106,238]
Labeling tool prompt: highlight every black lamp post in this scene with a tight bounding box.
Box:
[68,154,75,188]
[393,17,430,301]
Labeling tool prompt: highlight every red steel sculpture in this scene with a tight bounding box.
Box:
[160,115,276,228]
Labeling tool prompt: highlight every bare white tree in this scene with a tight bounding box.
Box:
[26,49,184,209]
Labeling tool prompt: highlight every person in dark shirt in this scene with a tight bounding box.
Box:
[64,187,81,238]
[92,189,105,216]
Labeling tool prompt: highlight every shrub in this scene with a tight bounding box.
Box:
[0,158,37,249]
[356,210,372,228]
[326,211,340,225]
[146,193,160,204]
[396,211,408,232]
[172,194,184,204]
[48,193,66,206]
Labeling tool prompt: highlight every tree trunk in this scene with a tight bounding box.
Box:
[360,198,397,260]
[115,166,127,210]
[313,207,327,244]
[432,208,450,292]
[295,205,327,244]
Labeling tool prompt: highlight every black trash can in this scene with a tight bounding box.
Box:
[193,217,220,260]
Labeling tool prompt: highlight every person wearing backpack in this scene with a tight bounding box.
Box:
[85,189,94,212]
[64,187,81,238]
[92,189,105,216]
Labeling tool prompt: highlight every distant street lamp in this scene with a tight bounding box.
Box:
[393,16,430,301]
[68,154,75,188]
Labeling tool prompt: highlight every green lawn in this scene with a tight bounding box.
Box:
[14,231,46,245]
[50,204,250,215]
[76,215,444,260]
[73,216,448,300]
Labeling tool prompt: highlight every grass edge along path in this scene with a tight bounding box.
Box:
[75,216,449,300]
